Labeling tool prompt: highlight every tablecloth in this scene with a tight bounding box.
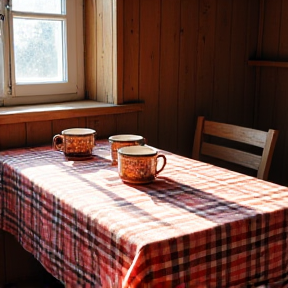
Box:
[1,140,288,287]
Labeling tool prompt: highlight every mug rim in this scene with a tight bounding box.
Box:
[62,128,96,136]
[109,134,143,142]
[118,145,157,156]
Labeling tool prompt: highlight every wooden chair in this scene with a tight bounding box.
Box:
[192,116,279,180]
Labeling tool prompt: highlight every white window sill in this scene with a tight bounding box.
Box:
[0,100,143,125]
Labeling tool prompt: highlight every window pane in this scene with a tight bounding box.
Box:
[13,18,67,84]
[12,0,65,15]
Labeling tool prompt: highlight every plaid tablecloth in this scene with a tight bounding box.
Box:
[1,140,288,288]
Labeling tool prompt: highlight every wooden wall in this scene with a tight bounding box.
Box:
[117,0,259,154]
[0,113,140,150]
[253,0,288,185]
[85,0,288,185]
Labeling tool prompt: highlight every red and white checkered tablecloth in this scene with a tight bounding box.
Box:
[1,140,288,288]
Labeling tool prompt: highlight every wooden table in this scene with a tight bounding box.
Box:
[0,140,288,287]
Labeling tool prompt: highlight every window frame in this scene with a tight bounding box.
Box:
[1,0,84,107]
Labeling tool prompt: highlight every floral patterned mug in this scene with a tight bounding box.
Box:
[117,145,166,184]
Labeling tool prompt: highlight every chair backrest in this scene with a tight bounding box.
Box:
[192,116,279,180]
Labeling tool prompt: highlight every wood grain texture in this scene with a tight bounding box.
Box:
[192,116,279,180]
[116,0,124,104]
[201,142,262,170]
[87,114,117,138]
[228,0,249,125]
[158,0,180,152]
[52,118,84,136]
[96,0,111,102]
[115,112,139,135]
[26,121,53,147]
[177,0,198,156]
[122,0,140,103]
[195,0,217,118]
[138,0,161,146]
[84,0,97,100]
[0,123,26,150]
[0,102,143,125]
[212,0,232,123]
[204,120,268,148]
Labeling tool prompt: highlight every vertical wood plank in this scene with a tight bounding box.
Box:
[112,0,118,103]
[270,0,288,183]
[228,0,251,125]
[87,115,117,139]
[26,121,52,146]
[243,0,259,127]
[52,118,83,136]
[211,0,232,123]
[116,113,139,135]
[177,0,199,157]
[138,0,161,147]
[96,0,114,103]
[195,0,217,118]
[257,0,281,130]
[103,0,114,103]
[84,0,97,100]
[96,0,106,102]
[123,0,140,102]
[116,0,124,104]
[0,123,26,150]
[158,0,181,152]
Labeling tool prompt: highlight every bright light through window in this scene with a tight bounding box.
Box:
[13,18,66,84]
[12,0,65,15]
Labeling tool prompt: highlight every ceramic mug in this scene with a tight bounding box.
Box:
[117,145,166,184]
[53,128,96,158]
[108,134,145,165]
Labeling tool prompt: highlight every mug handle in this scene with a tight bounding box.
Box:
[140,138,147,145]
[52,134,64,151]
[155,154,167,175]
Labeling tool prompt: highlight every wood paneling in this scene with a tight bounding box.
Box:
[96,0,115,103]
[212,0,232,123]
[52,118,86,136]
[195,0,217,118]
[115,113,139,135]
[138,0,161,146]
[0,123,26,149]
[177,0,198,156]
[158,0,180,152]
[26,121,53,147]
[0,111,142,151]
[123,0,140,103]
[87,115,117,138]
[84,0,97,100]
[85,0,116,103]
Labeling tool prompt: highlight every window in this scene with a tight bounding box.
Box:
[0,0,84,106]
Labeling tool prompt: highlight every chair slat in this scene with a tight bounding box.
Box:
[192,116,279,180]
[204,120,268,148]
[201,142,261,170]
